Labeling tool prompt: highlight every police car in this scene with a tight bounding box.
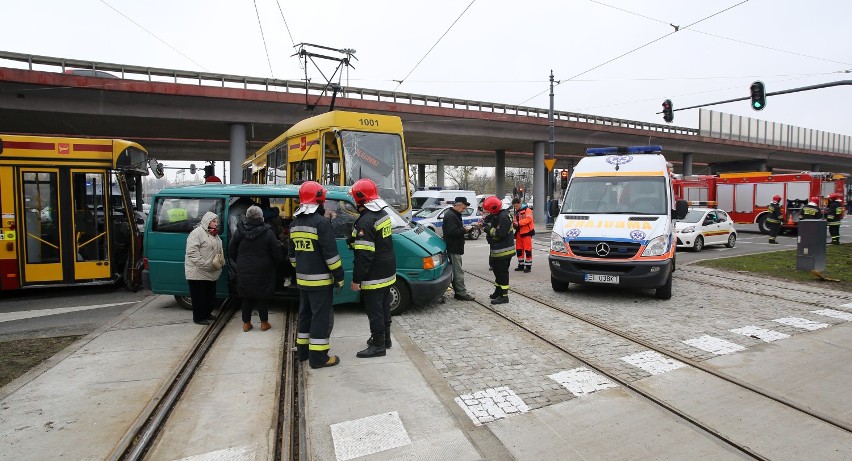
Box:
[675,207,737,251]
[411,205,482,240]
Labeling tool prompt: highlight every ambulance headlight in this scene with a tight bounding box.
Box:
[641,235,668,257]
[550,232,567,252]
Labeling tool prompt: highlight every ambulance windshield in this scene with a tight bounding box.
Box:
[560,177,667,215]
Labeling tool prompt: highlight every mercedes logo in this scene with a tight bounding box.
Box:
[595,242,610,257]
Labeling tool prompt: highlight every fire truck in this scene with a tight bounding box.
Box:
[673,171,846,234]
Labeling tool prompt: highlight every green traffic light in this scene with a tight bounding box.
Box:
[753,102,763,109]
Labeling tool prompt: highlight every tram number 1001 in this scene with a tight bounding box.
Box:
[358,118,379,127]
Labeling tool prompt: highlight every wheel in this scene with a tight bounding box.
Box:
[389,279,412,316]
[692,235,704,252]
[175,295,193,310]
[655,273,673,300]
[725,233,737,248]
[551,277,569,292]
[467,227,481,240]
[757,215,770,234]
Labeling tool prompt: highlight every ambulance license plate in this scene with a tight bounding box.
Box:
[584,274,619,284]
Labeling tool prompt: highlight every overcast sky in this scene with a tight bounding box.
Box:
[1,0,850,178]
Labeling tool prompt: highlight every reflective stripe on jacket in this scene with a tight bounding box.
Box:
[766,202,782,224]
[287,212,344,290]
[352,208,396,290]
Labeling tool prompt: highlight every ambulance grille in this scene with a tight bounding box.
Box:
[569,240,641,258]
[563,215,589,220]
[628,216,659,221]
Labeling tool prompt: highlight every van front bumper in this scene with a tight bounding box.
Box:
[408,263,453,305]
[549,255,672,288]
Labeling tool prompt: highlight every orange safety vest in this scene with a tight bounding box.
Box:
[514,207,534,236]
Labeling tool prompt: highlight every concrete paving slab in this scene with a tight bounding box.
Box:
[147,310,285,461]
[304,311,481,461]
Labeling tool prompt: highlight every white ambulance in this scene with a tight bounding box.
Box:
[548,146,688,299]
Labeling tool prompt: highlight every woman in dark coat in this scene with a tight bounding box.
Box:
[229,205,284,331]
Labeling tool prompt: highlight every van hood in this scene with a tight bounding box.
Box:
[397,223,446,254]
[556,214,668,245]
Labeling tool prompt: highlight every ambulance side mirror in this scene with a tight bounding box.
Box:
[674,200,688,220]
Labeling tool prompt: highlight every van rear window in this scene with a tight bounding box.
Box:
[152,198,224,233]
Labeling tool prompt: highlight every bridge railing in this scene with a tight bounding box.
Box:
[0,50,699,136]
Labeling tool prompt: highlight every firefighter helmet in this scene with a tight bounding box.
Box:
[483,196,503,214]
[772,194,782,202]
[350,178,379,206]
[829,193,842,201]
[298,181,326,205]
[810,196,820,204]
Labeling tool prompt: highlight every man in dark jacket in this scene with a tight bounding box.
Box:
[229,205,284,332]
[349,179,396,358]
[443,197,475,301]
[288,181,344,369]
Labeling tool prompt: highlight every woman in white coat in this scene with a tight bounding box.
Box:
[185,211,224,325]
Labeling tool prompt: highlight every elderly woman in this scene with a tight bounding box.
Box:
[229,205,284,332]
[185,211,224,325]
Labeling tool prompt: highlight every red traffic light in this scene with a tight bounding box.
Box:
[662,99,674,123]
[560,170,568,179]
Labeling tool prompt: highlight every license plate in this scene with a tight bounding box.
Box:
[584,274,619,284]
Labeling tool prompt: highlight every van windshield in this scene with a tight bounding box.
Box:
[560,176,667,215]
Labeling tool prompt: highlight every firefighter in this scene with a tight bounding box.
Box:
[482,196,515,305]
[800,196,823,221]
[349,178,397,358]
[766,194,783,244]
[288,181,344,369]
[512,198,535,272]
[826,193,844,244]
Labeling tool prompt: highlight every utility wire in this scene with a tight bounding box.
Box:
[253,0,275,78]
[392,0,477,92]
[518,0,750,105]
[99,0,209,72]
[274,0,297,49]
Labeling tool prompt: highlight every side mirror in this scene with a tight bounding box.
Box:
[548,199,560,218]
[674,200,688,220]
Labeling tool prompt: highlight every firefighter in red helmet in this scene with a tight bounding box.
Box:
[349,178,397,358]
[482,196,515,304]
[800,196,823,221]
[289,181,344,369]
[825,193,844,244]
[766,194,783,244]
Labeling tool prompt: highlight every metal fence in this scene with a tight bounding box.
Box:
[699,108,851,154]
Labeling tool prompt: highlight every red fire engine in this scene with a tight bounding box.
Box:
[673,171,846,234]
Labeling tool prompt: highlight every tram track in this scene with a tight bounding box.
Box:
[106,299,304,461]
[464,269,852,460]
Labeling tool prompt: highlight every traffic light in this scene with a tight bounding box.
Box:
[750,81,766,111]
[203,164,215,178]
[518,187,524,198]
[560,169,569,189]
[662,99,673,123]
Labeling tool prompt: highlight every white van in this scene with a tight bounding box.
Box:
[548,146,687,299]
[412,189,477,212]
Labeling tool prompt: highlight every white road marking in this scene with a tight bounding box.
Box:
[175,445,255,461]
[730,326,790,342]
[812,309,852,321]
[683,335,746,355]
[773,317,830,331]
[0,302,137,323]
[621,350,686,375]
[455,386,529,426]
[330,411,411,461]
[841,302,852,309]
[548,367,618,397]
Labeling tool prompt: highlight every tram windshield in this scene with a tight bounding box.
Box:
[340,131,407,212]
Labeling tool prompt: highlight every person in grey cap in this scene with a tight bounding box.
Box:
[442,196,475,301]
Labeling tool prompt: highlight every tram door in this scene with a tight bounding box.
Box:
[18,169,111,284]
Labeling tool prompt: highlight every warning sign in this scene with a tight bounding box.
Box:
[544,159,557,171]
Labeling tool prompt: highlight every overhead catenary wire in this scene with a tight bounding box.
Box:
[99,0,209,72]
[274,0,303,70]
[253,0,276,79]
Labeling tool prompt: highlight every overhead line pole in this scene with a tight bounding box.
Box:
[548,70,555,202]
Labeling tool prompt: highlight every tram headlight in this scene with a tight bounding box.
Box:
[641,235,669,257]
[550,232,567,253]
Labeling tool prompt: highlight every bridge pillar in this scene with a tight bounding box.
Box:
[495,150,506,198]
[533,141,546,227]
[810,163,821,172]
[229,124,247,184]
[417,164,426,189]
[436,160,445,188]
[682,153,693,176]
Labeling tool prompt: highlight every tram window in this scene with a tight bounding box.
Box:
[340,131,405,209]
[324,133,341,185]
[152,198,224,233]
[291,161,316,183]
[273,147,288,185]
[22,171,60,264]
[72,172,109,261]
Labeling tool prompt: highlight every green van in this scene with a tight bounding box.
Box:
[142,184,451,314]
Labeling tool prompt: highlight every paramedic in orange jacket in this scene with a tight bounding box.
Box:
[512,198,534,273]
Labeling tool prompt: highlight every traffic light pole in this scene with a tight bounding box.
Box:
[548,71,556,217]
[661,80,852,114]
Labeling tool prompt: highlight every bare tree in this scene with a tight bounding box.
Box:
[444,166,479,190]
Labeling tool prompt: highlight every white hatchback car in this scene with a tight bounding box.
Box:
[675,208,737,251]
[411,205,483,240]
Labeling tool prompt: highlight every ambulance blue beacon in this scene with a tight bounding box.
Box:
[548,146,688,299]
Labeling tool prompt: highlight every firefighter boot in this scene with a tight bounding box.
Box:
[489,286,501,299]
[514,264,525,271]
[524,265,531,273]
[366,330,392,349]
[357,333,387,358]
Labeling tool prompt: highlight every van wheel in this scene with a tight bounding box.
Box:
[389,280,411,316]
[655,273,673,300]
[467,227,481,240]
[551,277,569,292]
[175,295,193,310]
